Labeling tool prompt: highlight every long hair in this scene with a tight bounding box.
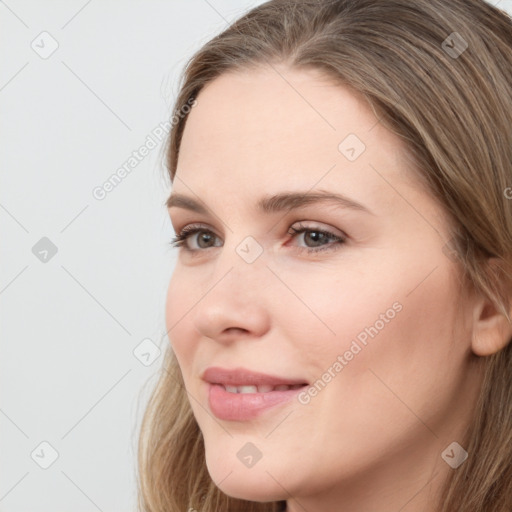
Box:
[136,1,512,510]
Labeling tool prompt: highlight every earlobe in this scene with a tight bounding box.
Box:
[471,296,512,357]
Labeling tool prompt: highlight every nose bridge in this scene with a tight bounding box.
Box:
[191,234,271,339]
[214,232,269,301]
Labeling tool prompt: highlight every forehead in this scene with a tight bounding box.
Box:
[174,65,420,216]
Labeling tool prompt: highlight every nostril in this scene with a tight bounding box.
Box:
[224,327,249,335]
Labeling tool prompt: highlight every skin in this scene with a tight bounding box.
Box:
[165,64,509,512]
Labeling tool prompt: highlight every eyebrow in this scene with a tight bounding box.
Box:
[166,190,374,216]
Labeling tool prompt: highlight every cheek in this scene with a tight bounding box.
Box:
[313,261,465,429]
[289,253,466,416]
[164,272,197,369]
[272,264,466,490]
[289,246,462,360]
[271,259,396,359]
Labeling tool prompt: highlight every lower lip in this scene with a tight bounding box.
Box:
[207,383,306,421]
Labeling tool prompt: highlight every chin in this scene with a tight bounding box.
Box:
[204,450,288,502]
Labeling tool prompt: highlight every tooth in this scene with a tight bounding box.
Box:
[238,385,258,394]
[257,384,274,393]
[225,385,238,393]
[274,385,291,391]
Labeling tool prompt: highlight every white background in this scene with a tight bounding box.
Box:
[1,1,511,511]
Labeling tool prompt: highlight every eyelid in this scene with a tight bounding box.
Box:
[172,219,345,237]
[290,220,346,238]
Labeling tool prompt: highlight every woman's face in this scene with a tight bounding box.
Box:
[165,65,484,510]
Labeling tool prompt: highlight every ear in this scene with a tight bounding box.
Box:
[471,258,512,357]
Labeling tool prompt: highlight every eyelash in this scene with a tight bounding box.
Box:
[168,222,346,255]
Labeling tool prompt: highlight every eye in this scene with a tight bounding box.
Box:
[169,222,346,254]
[286,222,346,253]
[169,224,222,252]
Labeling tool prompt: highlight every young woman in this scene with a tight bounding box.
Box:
[137,1,512,510]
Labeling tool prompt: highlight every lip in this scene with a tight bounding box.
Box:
[202,366,309,421]
[202,366,308,387]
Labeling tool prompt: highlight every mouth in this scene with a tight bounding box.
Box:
[202,366,309,421]
[202,365,309,388]
[217,383,306,394]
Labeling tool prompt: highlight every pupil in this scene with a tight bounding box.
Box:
[307,231,324,246]
[198,233,213,248]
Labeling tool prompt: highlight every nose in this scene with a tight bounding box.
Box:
[191,249,272,344]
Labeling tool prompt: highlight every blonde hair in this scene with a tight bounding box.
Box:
[137,1,512,510]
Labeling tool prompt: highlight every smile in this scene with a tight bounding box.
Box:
[202,366,309,421]
[221,383,305,394]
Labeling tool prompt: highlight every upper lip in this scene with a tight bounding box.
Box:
[202,366,309,387]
